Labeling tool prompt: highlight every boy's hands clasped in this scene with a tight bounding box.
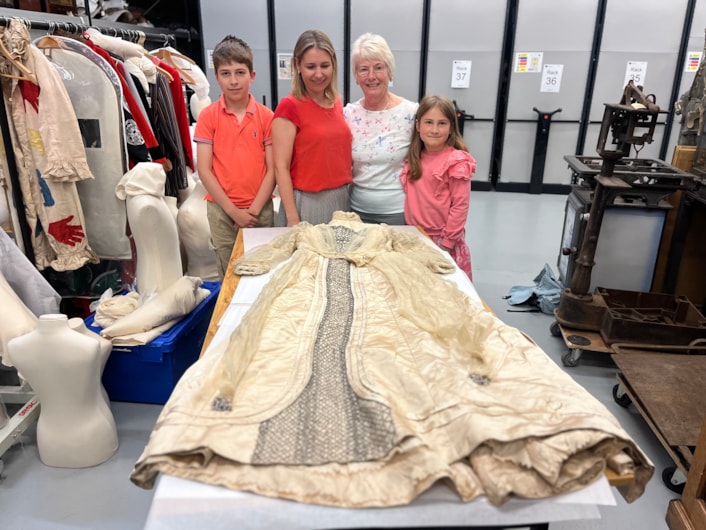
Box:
[232,208,259,228]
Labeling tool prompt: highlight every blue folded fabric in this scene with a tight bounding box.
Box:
[505,264,563,314]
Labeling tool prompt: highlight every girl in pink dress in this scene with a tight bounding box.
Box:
[400,95,476,279]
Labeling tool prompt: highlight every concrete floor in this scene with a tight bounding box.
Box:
[0,190,681,529]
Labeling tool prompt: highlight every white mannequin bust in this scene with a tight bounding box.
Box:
[68,317,111,407]
[7,314,119,468]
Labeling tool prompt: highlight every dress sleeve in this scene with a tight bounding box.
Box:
[390,228,456,274]
[440,150,475,248]
[233,224,308,275]
[30,47,94,182]
[399,160,411,190]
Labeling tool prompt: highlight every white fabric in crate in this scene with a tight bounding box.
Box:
[99,276,210,345]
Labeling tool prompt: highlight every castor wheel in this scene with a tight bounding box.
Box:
[612,384,632,408]
[561,348,581,367]
[550,321,561,337]
[662,466,686,494]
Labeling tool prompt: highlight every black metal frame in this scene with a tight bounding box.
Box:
[266,0,277,109]
[659,0,697,161]
[490,0,519,189]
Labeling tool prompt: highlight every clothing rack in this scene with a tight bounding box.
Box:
[0,11,182,257]
[0,12,182,45]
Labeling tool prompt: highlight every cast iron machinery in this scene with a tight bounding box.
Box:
[554,81,702,342]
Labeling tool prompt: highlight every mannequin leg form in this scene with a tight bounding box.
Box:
[126,194,183,295]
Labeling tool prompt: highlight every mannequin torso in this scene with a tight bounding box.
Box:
[7,314,118,468]
[68,317,112,407]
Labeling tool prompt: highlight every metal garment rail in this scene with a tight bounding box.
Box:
[0,12,183,45]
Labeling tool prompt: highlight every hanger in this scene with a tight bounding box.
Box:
[34,34,68,50]
[148,49,194,85]
[155,63,174,83]
[142,52,174,83]
[154,48,195,66]
[0,38,37,84]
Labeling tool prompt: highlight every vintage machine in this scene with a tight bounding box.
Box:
[551,81,704,367]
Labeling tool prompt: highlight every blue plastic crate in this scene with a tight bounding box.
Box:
[85,281,221,404]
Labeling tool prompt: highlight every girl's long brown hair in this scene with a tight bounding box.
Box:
[407,95,468,182]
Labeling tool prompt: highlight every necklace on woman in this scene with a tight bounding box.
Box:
[364,94,392,112]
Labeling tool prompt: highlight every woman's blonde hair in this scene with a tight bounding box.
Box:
[291,29,339,102]
[407,95,468,182]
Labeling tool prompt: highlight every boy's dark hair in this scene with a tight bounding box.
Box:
[212,35,254,72]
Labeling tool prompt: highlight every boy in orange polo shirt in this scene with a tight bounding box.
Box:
[194,35,275,280]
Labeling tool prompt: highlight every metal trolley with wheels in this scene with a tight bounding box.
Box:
[609,344,706,494]
[549,318,613,368]
[550,288,706,367]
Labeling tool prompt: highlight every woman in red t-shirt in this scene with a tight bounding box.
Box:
[272,29,352,227]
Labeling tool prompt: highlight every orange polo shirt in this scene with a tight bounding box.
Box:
[194,94,273,208]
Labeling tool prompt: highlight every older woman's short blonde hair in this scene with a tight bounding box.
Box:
[351,33,395,80]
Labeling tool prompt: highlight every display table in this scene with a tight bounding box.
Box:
[144,474,611,530]
[144,226,624,529]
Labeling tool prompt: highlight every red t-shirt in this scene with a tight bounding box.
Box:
[194,94,273,208]
[273,95,352,192]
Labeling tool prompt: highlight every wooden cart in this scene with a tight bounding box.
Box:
[612,347,706,493]
[667,413,706,530]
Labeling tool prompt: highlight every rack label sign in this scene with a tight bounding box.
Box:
[540,64,563,93]
[624,61,647,88]
[451,60,471,89]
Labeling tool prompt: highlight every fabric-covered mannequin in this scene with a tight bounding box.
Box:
[116,162,183,295]
[177,180,219,281]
